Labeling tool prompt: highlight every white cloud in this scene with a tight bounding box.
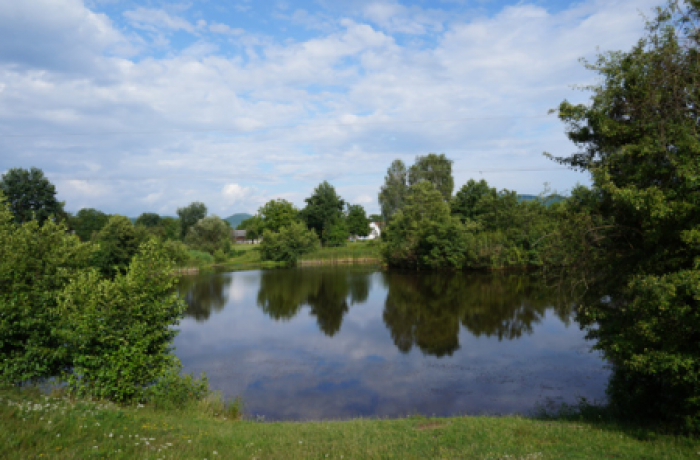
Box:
[0,0,661,217]
[0,0,132,72]
[209,23,245,36]
[123,7,195,33]
[222,183,252,201]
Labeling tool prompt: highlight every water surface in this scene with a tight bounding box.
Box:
[175,267,608,420]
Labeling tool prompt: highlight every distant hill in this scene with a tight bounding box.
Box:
[224,213,253,228]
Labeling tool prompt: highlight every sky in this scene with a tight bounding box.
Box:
[0,0,660,217]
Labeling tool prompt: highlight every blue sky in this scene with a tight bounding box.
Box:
[0,0,659,217]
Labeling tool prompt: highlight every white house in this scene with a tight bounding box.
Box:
[355,222,381,240]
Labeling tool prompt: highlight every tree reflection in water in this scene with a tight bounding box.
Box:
[252,267,573,354]
[257,267,371,336]
[382,271,572,357]
[178,273,233,322]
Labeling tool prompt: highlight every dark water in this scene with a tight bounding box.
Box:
[174,266,609,421]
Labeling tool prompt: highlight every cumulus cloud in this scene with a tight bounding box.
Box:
[223,183,252,201]
[0,0,131,73]
[0,0,660,217]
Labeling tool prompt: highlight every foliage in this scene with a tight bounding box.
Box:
[237,215,264,240]
[547,0,700,429]
[408,153,454,202]
[135,212,161,227]
[323,215,349,247]
[300,181,345,246]
[258,199,298,233]
[260,221,319,265]
[346,204,370,237]
[184,215,232,255]
[381,181,463,269]
[451,179,497,223]
[56,239,186,402]
[382,177,561,270]
[177,201,207,240]
[187,249,215,266]
[92,215,143,278]
[70,207,111,241]
[378,159,408,222]
[0,197,93,383]
[0,167,65,225]
[160,217,180,240]
[161,239,191,266]
[142,364,210,410]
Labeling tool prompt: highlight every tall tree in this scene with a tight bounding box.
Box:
[0,167,65,225]
[258,199,298,232]
[451,179,497,222]
[378,159,408,222]
[70,208,111,241]
[92,215,142,278]
[346,204,371,237]
[548,0,700,428]
[184,215,232,255]
[135,212,162,227]
[300,181,345,246]
[177,201,207,240]
[408,153,454,202]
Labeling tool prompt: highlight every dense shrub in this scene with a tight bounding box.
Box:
[184,215,232,255]
[0,198,93,383]
[56,239,186,402]
[0,195,207,405]
[260,221,319,265]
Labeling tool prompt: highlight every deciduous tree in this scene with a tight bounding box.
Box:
[378,159,408,222]
[346,204,370,238]
[547,0,700,428]
[177,202,207,240]
[258,199,298,232]
[300,181,345,246]
[184,215,232,255]
[70,207,110,241]
[408,153,454,202]
[0,167,65,225]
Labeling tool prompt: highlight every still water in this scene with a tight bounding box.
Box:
[174,266,609,421]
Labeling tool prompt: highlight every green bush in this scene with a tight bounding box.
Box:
[184,215,232,255]
[213,249,228,263]
[0,198,93,383]
[143,363,210,409]
[188,249,214,266]
[92,215,143,278]
[56,239,186,402]
[260,221,319,265]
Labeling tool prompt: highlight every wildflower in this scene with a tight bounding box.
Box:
[214,451,218,455]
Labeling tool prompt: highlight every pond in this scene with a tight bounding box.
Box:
[174,266,609,421]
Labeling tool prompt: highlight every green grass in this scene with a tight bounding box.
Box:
[2,386,699,459]
[300,241,381,263]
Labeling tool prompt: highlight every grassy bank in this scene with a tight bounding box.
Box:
[299,241,381,264]
[183,242,382,272]
[2,386,698,459]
